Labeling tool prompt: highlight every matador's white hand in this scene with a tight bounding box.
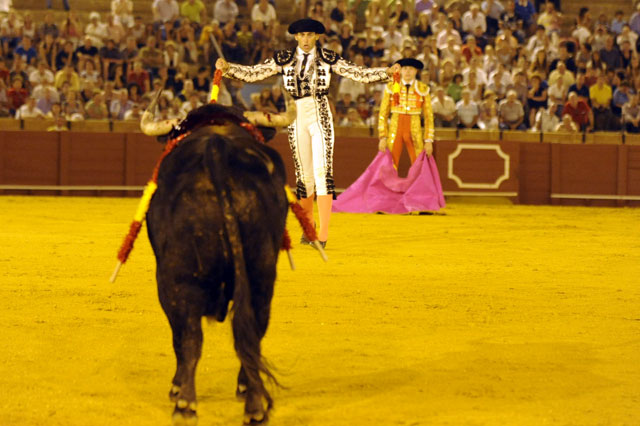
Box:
[424,141,433,156]
[386,63,400,77]
[378,137,388,152]
[216,58,229,73]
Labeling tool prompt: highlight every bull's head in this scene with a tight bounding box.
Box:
[140,89,180,136]
[242,89,297,127]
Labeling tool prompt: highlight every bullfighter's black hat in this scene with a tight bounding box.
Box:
[395,58,424,70]
[288,18,325,35]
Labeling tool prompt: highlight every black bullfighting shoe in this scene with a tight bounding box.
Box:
[300,233,312,245]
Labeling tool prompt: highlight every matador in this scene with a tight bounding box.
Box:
[378,58,434,167]
[216,18,398,247]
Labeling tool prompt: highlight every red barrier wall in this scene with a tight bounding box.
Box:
[1,131,639,206]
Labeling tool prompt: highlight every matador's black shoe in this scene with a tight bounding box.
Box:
[300,233,312,245]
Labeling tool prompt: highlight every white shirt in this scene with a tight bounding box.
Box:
[251,3,277,24]
[111,0,133,27]
[296,46,315,78]
[436,29,461,50]
[572,26,591,46]
[382,29,404,50]
[153,0,179,22]
[462,67,487,86]
[214,0,239,24]
[29,70,55,86]
[15,104,44,119]
[85,22,108,47]
[462,10,486,33]
[32,86,60,102]
[432,95,457,116]
[488,70,512,87]
[548,82,567,103]
[481,0,504,19]
[456,100,479,125]
[0,0,11,13]
[535,109,560,132]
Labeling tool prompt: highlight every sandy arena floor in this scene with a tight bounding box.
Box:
[0,196,638,426]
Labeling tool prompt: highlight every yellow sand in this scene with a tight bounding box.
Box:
[0,196,638,426]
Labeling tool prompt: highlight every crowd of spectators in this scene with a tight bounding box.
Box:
[4,0,640,134]
[0,0,285,130]
[326,0,640,133]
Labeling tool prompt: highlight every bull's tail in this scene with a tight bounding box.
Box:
[204,135,277,411]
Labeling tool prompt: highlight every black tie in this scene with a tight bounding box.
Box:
[300,53,309,78]
[406,84,410,92]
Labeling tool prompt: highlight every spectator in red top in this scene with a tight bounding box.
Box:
[461,35,483,63]
[7,76,29,115]
[563,91,594,132]
[127,60,150,93]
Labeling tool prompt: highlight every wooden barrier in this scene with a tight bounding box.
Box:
[1,129,639,206]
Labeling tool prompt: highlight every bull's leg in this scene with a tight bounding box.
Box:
[169,312,203,425]
[160,285,204,426]
[236,366,248,399]
[235,272,275,425]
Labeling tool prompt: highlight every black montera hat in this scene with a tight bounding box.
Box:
[395,58,424,70]
[288,18,325,35]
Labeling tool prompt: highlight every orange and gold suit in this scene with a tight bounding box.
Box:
[378,80,434,167]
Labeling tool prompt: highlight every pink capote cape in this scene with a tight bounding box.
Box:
[332,150,445,214]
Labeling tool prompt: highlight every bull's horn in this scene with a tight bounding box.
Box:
[140,111,178,136]
[242,88,297,127]
[140,89,178,136]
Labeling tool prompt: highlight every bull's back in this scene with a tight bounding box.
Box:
[146,127,288,285]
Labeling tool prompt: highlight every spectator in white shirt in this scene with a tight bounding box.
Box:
[110,89,133,120]
[251,0,277,26]
[382,21,405,50]
[111,0,133,28]
[85,12,108,48]
[432,86,458,127]
[437,20,462,50]
[498,89,525,130]
[29,61,55,89]
[462,3,486,35]
[616,25,638,47]
[547,76,568,108]
[456,89,480,128]
[526,25,547,54]
[572,22,591,47]
[0,0,12,13]
[533,101,560,132]
[462,57,487,86]
[152,0,179,24]
[35,86,59,114]
[15,97,44,119]
[430,10,448,36]
[548,61,575,87]
[214,0,239,27]
[123,102,142,120]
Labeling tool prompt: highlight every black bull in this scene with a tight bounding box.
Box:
[146,113,288,425]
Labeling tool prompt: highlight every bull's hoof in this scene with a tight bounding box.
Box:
[236,384,248,400]
[243,410,268,425]
[172,400,197,426]
[172,411,198,426]
[169,385,181,402]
